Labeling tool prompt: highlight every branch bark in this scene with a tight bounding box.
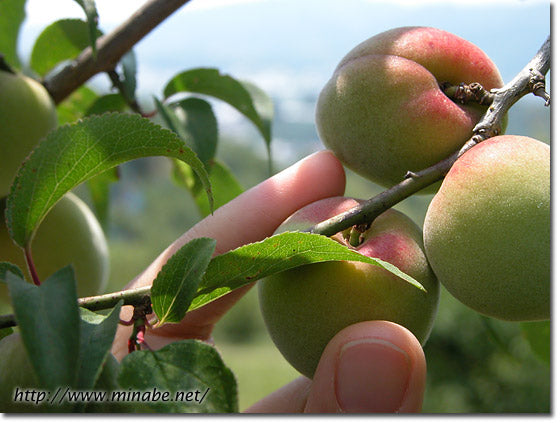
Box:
[0,286,152,329]
[44,0,192,104]
[308,35,551,238]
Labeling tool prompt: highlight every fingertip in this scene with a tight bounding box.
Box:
[305,321,426,413]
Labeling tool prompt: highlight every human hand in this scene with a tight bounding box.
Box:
[111,150,426,413]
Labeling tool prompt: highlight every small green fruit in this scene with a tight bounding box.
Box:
[0,333,40,412]
[423,135,550,321]
[0,193,109,308]
[316,26,504,190]
[0,70,58,198]
[258,197,439,378]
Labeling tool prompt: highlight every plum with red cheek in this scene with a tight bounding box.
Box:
[316,26,505,191]
[258,196,439,378]
[423,135,550,321]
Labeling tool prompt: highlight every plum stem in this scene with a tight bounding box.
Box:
[308,35,551,238]
[441,82,495,106]
[24,246,41,286]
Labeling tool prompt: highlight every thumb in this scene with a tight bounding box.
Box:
[305,320,427,413]
[245,320,426,413]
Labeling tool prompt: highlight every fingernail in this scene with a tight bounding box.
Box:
[335,338,411,413]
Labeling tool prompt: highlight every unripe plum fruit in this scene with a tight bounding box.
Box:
[0,70,58,198]
[423,135,550,321]
[0,333,123,412]
[258,197,439,378]
[316,26,505,190]
[0,193,109,310]
[0,333,40,412]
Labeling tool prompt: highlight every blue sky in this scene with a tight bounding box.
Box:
[20,0,550,101]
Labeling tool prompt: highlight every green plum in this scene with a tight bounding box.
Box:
[423,135,550,321]
[0,193,109,310]
[0,70,58,198]
[258,196,439,378]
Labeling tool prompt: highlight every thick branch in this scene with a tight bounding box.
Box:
[44,0,192,104]
[309,35,550,238]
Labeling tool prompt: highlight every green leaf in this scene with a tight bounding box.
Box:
[6,266,81,390]
[85,93,128,116]
[118,340,238,413]
[171,97,218,165]
[77,302,123,390]
[152,238,216,325]
[0,261,25,282]
[5,112,213,248]
[73,0,100,55]
[30,19,102,76]
[118,50,137,102]
[0,0,26,69]
[174,159,243,218]
[56,85,99,125]
[163,68,273,149]
[155,96,219,166]
[520,321,550,365]
[190,232,425,310]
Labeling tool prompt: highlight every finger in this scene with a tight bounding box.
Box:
[113,150,346,358]
[245,321,426,413]
[306,321,426,413]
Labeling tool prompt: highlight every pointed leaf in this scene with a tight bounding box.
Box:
[190,232,425,310]
[163,68,273,146]
[0,0,26,69]
[6,112,213,248]
[6,266,81,390]
[118,340,238,413]
[30,19,102,76]
[151,238,216,325]
[77,302,123,390]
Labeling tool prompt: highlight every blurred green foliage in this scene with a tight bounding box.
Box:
[98,98,550,413]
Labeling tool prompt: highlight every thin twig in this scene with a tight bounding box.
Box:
[43,0,192,104]
[0,286,151,329]
[308,35,551,238]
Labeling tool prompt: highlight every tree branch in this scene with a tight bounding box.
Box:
[0,286,151,329]
[308,35,550,238]
[44,0,192,104]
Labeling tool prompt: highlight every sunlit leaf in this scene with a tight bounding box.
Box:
[190,231,425,310]
[5,113,213,248]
